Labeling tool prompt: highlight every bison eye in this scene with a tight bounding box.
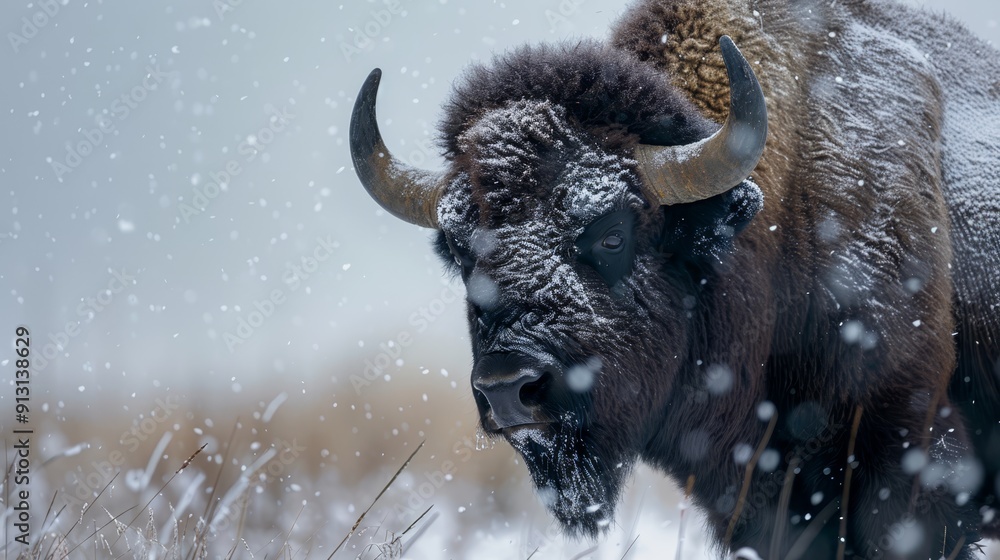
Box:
[575,210,636,289]
[445,238,475,278]
[602,233,624,250]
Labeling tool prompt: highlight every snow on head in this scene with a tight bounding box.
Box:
[431,95,671,538]
[439,99,646,335]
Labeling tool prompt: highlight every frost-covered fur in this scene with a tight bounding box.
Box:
[436,96,684,535]
[612,0,1000,557]
[421,0,1000,558]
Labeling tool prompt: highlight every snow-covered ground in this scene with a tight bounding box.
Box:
[8,375,718,559]
[8,376,1000,558]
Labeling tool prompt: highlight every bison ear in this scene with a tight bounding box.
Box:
[658,179,763,262]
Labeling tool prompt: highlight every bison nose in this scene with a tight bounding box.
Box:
[472,353,553,430]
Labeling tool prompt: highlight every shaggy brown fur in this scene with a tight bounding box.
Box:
[612,0,1000,556]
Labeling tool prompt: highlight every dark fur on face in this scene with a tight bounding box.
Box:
[430,42,761,537]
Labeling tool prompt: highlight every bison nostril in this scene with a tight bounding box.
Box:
[472,354,560,429]
[518,371,552,408]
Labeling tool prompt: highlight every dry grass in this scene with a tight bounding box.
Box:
[4,423,437,560]
[0,373,698,559]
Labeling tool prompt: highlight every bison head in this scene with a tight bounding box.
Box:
[349,37,767,536]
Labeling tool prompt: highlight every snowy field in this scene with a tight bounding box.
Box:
[7,375,719,558]
[2,0,1000,558]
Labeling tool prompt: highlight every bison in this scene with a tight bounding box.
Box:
[348,0,1000,557]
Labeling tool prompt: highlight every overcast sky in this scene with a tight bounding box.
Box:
[1,0,997,400]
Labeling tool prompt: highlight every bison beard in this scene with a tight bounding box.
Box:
[505,419,635,537]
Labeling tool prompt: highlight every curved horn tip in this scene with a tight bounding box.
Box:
[349,67,446,230]
[634,35,768,206]
[718,36,756,86]
[359,68,383,106]
[718,36,767,129]
[718,35,737,54]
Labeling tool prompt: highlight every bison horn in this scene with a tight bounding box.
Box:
[350,68,446,229]
[635,36,768,205]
